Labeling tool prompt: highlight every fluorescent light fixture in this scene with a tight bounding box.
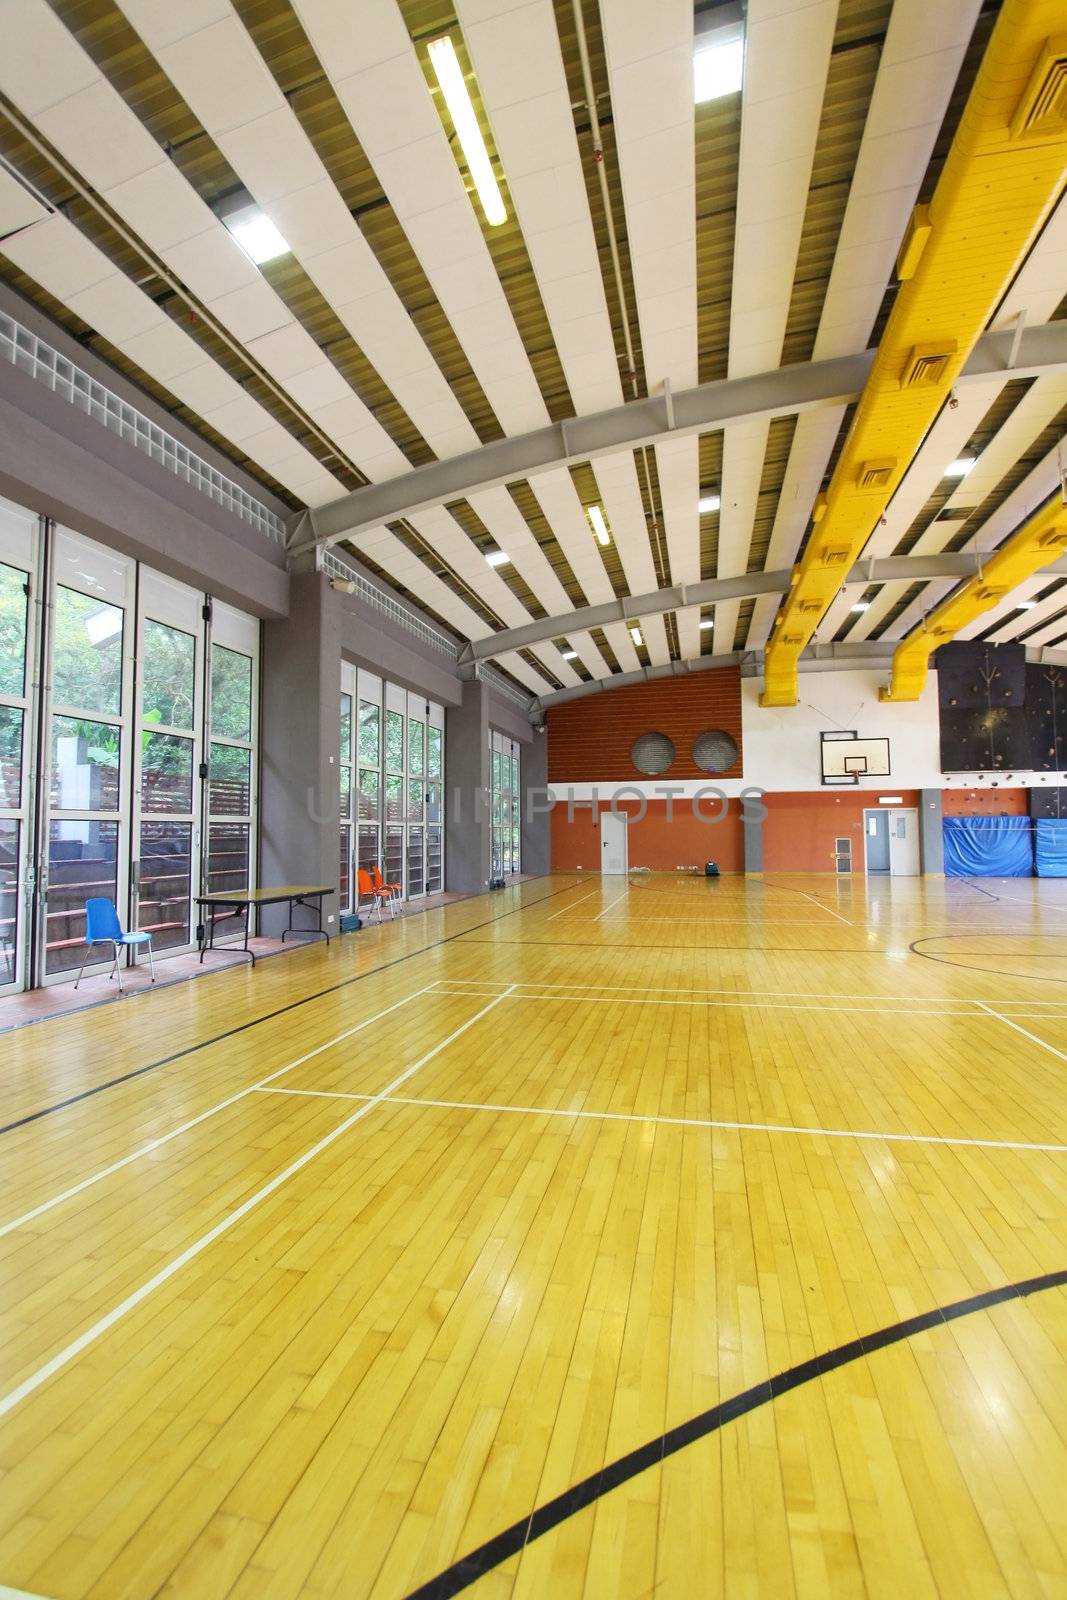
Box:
[694,7,744,103]
[428,36,507,228]
[587,505,611,546]
[851,601,871,613]
[561,649,578,660]
[484,548,508,567]
[222,203,290,266]
[630,626,643,646]
[699,618,714,631]
[698,493,721,513]
[1017,600,1037,610]
[878,796,904,805]
[945,456,976,478]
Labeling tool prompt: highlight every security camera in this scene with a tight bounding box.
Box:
[329,577,356,594]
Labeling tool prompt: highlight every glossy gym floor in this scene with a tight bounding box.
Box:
[1,872,1065,1599]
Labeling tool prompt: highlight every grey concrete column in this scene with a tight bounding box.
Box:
[521,725,550,876]
[919,789,944,875]
[743,797,764,875]
[259,569,342,935]
[445,679,491,893]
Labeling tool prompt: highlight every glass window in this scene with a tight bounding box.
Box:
[0,819,19,983]
[407,827,424,896]
[359,768,380,820]
[50,716,120,811]
[427,725,442,781]
[140,731,193,814]
[0,705,22,807]
[358,701,380,766]
[0,561,28,698]
[426,826,443,895]
[427,782,442,824]
[384,825,403,889]
[45,819,119,974]
[385,774,403,822]
[206,821,249,894]
[340,765,352,819]
[210,644,252,740]
[142,619,195,730]
[53,588,123,715]
[358,826,379,876]
[209,743,251,816]
[138,820,192,950]
[409,719,424,775]
[339,825,352,912]
[340,693,352,763]
[407,778,424,822]
[385,709,405,773]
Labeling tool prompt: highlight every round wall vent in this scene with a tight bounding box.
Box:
[692,729,738,772]
[631,731,676,775]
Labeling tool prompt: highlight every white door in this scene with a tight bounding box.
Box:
[888,808,920,875]
[600,811,628,875]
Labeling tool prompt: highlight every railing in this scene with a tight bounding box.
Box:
[480,662,536,711]
[0,309,286,544]
[321,546,461,660]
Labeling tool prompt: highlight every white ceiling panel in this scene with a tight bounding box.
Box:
[160,230,260,302]
[0,0,99,116]
[150,17,279,135]
[0,169,49,237]
[119,320,217,383]
[65,274,166,345]
[101,164,215,254]
[36,80,162,191]
[459,0,625,415]
[0,213,114,300]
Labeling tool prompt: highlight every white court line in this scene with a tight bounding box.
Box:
[0,982,442,1242]
[545,889,601,920]
[0,1587,56,1599]
[429,987,983,1017]
[253,1087,1067,1155]
[0,987,515,1423]
[593,891,632,921]
[975,1000,1067,1065]
[779,887,852,925]
[432,977,1067,1008]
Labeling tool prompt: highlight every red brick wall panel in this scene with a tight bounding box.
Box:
[547,669,742,782]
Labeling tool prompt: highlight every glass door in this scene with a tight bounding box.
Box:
[40,528,134,983]
[406,694,426,898]
[339,684,353,914]
[426,711,444,894]
[203,604,258,942]
[0,498,38,996]
[132,571,204,954]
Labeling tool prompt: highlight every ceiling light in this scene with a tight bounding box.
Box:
[222,203,290,266]
[485,549,509,567]
[1017,600,1037,610]
[693,7,744,103]
[699,618,714,631]
[587,505,611,546]
[945,456,976,478]
[427,37,507,228]
[698,493,721,513]
[562,649,578,660]
[630,626,643,646]
[851,601,871,613]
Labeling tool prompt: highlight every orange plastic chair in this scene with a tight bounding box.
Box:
[372,864,403,910]
[357,867,395,922]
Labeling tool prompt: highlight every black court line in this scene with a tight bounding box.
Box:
[0,879,585,1139]
[910,932,1067,983]
[404,1267,1067,1600]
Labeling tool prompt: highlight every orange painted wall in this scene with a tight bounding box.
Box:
[762,790,920,874]
[550,798,744,873]
[547,668,742,781]
[941,787,1028,816]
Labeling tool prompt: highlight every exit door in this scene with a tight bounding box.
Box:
[864,808,919,876]
[600,811,628,875]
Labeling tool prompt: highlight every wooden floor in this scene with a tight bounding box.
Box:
[1,872,1066,1600]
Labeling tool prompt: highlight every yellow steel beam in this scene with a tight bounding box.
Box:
[760,6,1067,707]
[880,492,1067,701]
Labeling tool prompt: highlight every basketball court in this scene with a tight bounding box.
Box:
[1,873,1065,1598]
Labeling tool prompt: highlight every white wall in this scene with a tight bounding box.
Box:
[741,670,943,792]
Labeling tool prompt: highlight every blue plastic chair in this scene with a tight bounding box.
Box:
[74,898,155,991]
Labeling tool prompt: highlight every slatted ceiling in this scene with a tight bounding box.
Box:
[981,578,1067,644]
[551,0,644,401]
[778,15,891,368]
[733,412,798,653]
[695,96,742,386]
[950,404,1067,544]
[505,482,589,612]
[589,626,621,674]
[345,530,493,641]
[565,460,630,601]
[512,646,559,690]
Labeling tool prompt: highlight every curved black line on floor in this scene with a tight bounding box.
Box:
[910,931,1067,982]
[404,1268,1067,1600]
[0,879,586,1139]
